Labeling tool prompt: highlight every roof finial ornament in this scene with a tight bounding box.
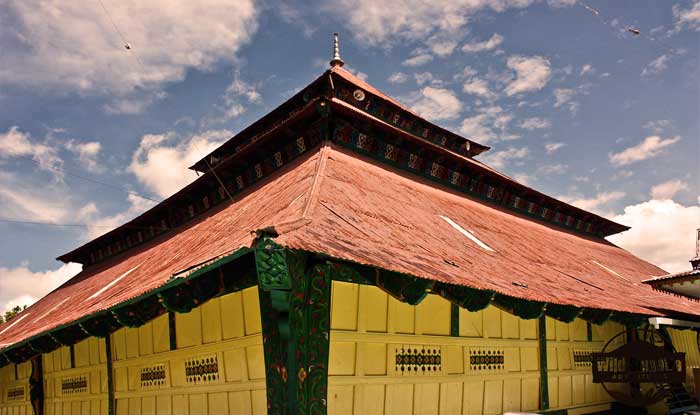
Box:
[691,228,700,270]
[329,32,344,68]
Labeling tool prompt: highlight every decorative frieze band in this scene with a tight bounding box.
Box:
[185,354,220,384]
[469,347,505,372]
[61,375,88,395]
[394,345,442,375]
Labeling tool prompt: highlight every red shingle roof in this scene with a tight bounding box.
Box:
[1,143,697,352]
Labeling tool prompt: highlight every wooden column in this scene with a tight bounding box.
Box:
[256,239,332,415]
[29,355,44,415]
[105,335,115,415]
[538,315,550,411]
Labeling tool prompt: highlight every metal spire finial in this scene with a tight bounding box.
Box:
[329,33,344,68]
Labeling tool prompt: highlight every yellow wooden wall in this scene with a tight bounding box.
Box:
[327,281,622,415]
[43,337,109,415]
[667,327,700,394]
[0,361,31,415]
[110,285,266,415]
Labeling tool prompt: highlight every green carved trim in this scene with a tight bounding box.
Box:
[327,261,374,285]
[538,315,550,411]
[494,294,546,320]
[258,286,289,415]
[256,239,293,291]
[289,261,331,415]
[545,304,581,323]
[436,283,494,312]
[29,355,43,415]
[79,314,121,338]
[376,271,431,305]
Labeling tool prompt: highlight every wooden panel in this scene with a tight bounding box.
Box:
[414,383,439,415]
[388,296,414,334]
[503,378,521,413]
[246,345,265,380]
[139,322,154,356]
[208,392,228,414]
[331,281,360,331]
[501,312,519,339]
[520,318,537,340]
[521,377,540,411]
[521,347,539,372]
[329,342,356,376]
[152,313,170,353]
[360,286,388,333]
[125,327,140,358]
[142,396,155,415]
[483,307,501,339]
[328,386,354,415]
[415,295,450,336]
[176,307,203,349]
[439,382,462,415]
[483,380,503,415]
[572,374,585,405]
[353,384,384,415]
[242,286,262,335]
[444,345,463,375]
[558,375,572,407]
[228,391,252,415]
[220,292,245,340]
[251,389,267,415]
[156,395,171,415]
[571,319,588,341]
[74,339,90,367]
[172,395,188,415]
[459,308,483,338]
[359,343,386,376]
[385,384,413,415]
[201,298,223,344]
[464,381,486,414]
[223,349,247,382]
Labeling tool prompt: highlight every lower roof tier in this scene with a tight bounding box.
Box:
[0,142,696,354]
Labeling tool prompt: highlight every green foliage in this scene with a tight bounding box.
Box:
[3,305,27,323]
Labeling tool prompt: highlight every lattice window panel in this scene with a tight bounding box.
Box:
[572,348,598,368]
[61,375,88,395]
[140,363,168,389]
[394,345,442,376]
[6,386,24,401]
[469,347,505,372]
[185,354,220,384]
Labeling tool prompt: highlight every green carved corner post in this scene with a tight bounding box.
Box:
[255,238,332,415]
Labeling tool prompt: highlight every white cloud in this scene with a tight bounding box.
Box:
[414,72,435,86]
[426,36,459,57]
[538,163,568,175]
[0,0,258,105]
[80,193,156,239]
[64,140,102,172]
[641,54,671,77]
[553,88,580,114]
[579,63,594,76]
[609,135,681,166]
[461,34,504,53]
[547,0,577,7]
[0,126,62,173]
[326,0,533,47]
[608,199,700,273]
[504,55,552,96]
[460,106,519,143]
[545,142,565,153]
[403,53,434,67]
[641,49,686,78]
[218,74,262,121]
[480,147,529,169]
[0,172,73,222]
[129,129,232,198]
[462,78,495,99]
[650,179,688,199]
[519,117,551,130]
[560,191,626,212]
[407,87,462,121]
[672,1,700,32]
[0,262,82,313]
[388,72,409,84]
[642,119,671,134]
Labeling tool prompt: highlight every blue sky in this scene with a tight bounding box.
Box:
[0,0,698,312]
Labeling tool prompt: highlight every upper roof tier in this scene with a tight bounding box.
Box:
[189,67,490,174]
[58,65,629,266]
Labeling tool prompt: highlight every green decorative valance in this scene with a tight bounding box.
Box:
[79,314,122,338]
[545,304,582,323]
[611,312,648,328]
[435,283,494,312]
[27,335,60,354]
[579,308,613,325]
[376,271,431,305]
[494,294,546,320]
